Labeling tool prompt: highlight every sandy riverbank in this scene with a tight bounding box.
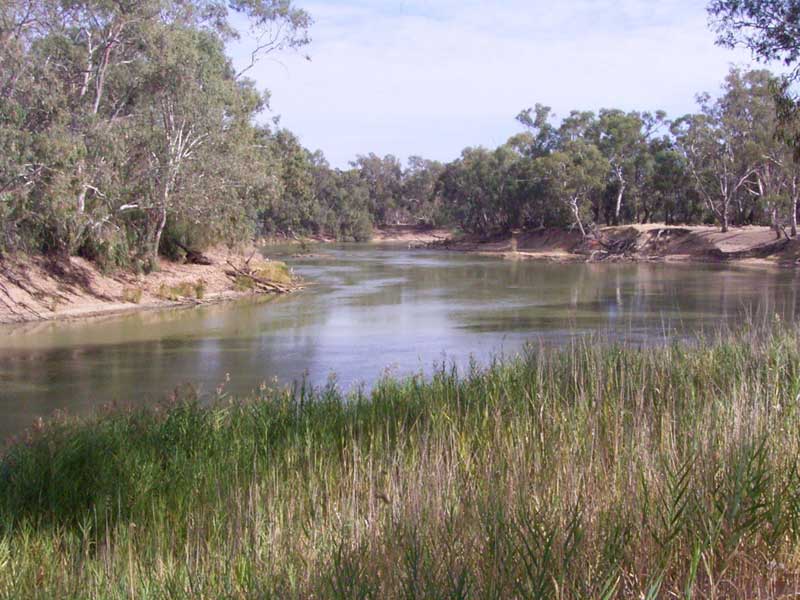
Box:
[431,224,800,267]
[257,226,452,248]
[369,225,452,245]
[0,248,299,326]
[12,224,795,326]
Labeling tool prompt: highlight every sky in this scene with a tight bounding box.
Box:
[228,0,767,168]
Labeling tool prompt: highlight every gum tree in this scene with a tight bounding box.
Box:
[709,1,800,235]
[0,0,311,263]
[593,109,646,225]
[535,141,608,238]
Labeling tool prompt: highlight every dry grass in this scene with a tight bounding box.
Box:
[233,261,293,292]
[253,261,293,285]
[1,325,800,598]
[155,279,207,301]
[121,286,143,304]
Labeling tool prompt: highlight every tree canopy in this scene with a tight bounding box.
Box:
[709,0,800,76]
[3,2,800,268]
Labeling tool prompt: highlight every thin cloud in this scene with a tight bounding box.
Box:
[229,0,766,167]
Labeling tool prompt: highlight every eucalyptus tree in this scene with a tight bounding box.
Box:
[258,129,321,237]
[438,146,520,235]
[1,1,90,252]
[592,109,648,225]
[673,114,741,233]
[626,141,657,224]
[323,170,373,241]
[534,141,608,238]
[558,110,597,143]
[673,70,775,232]
[352,154,404,226]
[786,164,800,236]
[0,2,48,199]
[733,70,796,236]
[401,156,445,226]
[717,69,786,231]
[1,0,311,263]
[514,104,559,158]
[709,0,800,78]
[648,142,699,225]
[709,1,800,235]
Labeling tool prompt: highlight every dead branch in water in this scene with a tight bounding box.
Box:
[224,261,299,294]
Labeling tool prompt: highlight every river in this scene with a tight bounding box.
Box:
[1,245,799,439]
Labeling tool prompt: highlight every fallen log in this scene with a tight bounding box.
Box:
[224,261,296,294]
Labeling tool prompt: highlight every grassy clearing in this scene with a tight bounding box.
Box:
[1,326,800,598]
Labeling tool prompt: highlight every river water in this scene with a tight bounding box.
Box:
[1,246,799,439]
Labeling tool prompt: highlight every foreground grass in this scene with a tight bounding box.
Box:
[2,328,800,598]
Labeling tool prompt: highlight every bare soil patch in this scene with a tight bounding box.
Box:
[0,248,299,325]
[429,224,800,267]
[370,225,452,245]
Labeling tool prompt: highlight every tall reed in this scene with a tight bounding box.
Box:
[1,324,800,598]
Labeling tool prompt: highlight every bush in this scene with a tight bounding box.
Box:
[78,230,132,272]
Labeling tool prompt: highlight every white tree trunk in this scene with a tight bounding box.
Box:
[150,186,169,268]
[721,200,729,233]
[614,183,625,224]
[772,205,781,239]
[570,197,587,238]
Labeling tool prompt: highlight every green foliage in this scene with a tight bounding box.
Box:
[2,327,800,596]
[351,153,404,225]
[0,0,311,260]
[709,0,800,71]
[442,67,800,237]
[672,68,785,232]
[438,146,520,235]
[4,0,800,262]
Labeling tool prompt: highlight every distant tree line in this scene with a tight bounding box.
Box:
[440,68,800,238]
[257,142,446,243]
[3,0,800,273]
[227,66,800,245]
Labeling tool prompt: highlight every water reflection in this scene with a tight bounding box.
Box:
[1,246,799,439]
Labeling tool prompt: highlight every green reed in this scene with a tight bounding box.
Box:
[1,323,800,598]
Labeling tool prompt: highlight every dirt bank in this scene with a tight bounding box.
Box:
[370,225,452,245]
[431,224,800,267]
[0,248,300,326]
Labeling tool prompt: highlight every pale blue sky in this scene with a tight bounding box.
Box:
[229,0,766,168]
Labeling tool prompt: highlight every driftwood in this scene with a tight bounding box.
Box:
[224,260,297,294]
[598,236,638,255]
